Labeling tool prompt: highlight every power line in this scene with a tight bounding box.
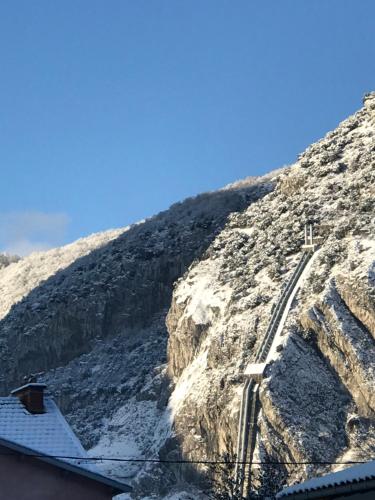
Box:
[4,453,371,466]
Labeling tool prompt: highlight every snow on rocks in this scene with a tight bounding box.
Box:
[165,94,375,496]
[0,94,374,498]
[89,398,171,481]
[0,227,126,320]
[0,176,274,498]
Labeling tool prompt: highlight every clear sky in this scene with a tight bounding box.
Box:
[0,1,374,255]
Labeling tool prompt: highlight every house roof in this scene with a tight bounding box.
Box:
[0,396,92,469]
[0,396,131,494]
[277,460,375,499]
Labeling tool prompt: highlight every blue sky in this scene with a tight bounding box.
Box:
[0,1,374,254]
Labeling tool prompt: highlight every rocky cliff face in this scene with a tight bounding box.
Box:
[165,93,375,495]
[0,94,374,499]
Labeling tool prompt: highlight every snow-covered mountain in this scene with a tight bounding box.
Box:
[0,93,374,498]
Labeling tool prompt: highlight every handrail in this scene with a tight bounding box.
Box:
[242,383,259,496]
[235,250,313,496]
[255,252,310,363]
[235,378,251,481]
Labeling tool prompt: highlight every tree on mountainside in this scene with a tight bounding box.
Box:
[0,253,20,269]
[204,453,245,500]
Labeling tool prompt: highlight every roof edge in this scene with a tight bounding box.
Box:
[277,460,375,498]
[277,477,375,499]
[10,383,47,395]
[48,399,88,458]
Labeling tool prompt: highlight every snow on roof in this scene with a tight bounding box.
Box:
[0,395,132,493]
[11,382,46,394]
[277,460,375,498]
[0,396,93,471]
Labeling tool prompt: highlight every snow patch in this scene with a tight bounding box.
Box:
[89,399,171,481]
[168,350,208,419]
[176,261,231,325]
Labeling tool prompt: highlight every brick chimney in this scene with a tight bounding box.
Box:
[11,383,46,414]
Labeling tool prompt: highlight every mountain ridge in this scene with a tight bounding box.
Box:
[0,94,374,498]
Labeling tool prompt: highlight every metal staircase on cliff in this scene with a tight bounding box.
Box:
[235,225,319,498]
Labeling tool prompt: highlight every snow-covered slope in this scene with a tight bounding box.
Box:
[0,175,274,497]
[0,93,374,498]
[0,228,126,320]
